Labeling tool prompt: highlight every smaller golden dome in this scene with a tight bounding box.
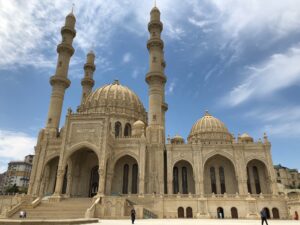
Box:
[239,133,254,143]
[133,120,145,128]
[188,111,232,144]
[171,135,185,144]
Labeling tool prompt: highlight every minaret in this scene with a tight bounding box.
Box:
[80,51,96,104]
[146,6,168,135]
[45,11,76,131]
[145,5,168,194]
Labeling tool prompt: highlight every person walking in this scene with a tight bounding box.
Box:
[131,208,136,224]
[294,211,299,220]
[260,208,268,225]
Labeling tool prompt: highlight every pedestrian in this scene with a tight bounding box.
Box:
[260,208,268,225]
[131,208,136,224]
[294,211,299,220]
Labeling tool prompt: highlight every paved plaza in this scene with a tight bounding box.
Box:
[88,219,299,225]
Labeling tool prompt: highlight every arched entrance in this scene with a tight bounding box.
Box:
[67,148,99,197]
[217,207,224,218]
[247,160,271,194]
[186,207,193,218]
[272,208,280,219]
[231,207,238,218]
[111,155,138,194]
[204,155,238,194]
[265,208,271,219]
[178,207,184,218]
[173,160,195,194]
[41,156,59,196]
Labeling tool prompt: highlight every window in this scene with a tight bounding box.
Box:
[210,167,217,193]
[219,167,226,194]
[115,122,122,138]
[253,166,261,194]
[122,164,129,194]
[182,167,188,194]
[124,123,131,137]
[173,167,179,194]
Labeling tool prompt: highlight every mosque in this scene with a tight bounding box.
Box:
[26,5,299,220]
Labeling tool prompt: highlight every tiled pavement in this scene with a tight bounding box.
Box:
[88,219,300,225]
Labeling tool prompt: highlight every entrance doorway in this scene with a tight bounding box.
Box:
[89,166,99,197]
[186,207,193,218]
[231,207,238,218]
[217,207,224,218]
[178,207,184,218]
[272,208,280,219]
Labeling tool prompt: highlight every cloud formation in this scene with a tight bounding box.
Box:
[223,44,300,106]
[0,129,36,172]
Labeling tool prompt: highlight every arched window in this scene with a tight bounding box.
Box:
[247,167,252,194]
[186,207,193,218]
[231,207,238,218]
[122,164,129,194]
[182,167,188,194]
[253,166,261,194]
[272,208,280,219]
[124,123,131,137]
[173,167,179,194]
[178,207,184,218]
[219,167,226,194]
[210,167,217,193]
[115,122,122,138]
[132,164,138,194]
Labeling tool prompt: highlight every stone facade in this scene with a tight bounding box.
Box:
[275,165,300,189]
[27,7,300,220]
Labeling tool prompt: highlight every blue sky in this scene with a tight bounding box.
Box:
[0,0,300,173]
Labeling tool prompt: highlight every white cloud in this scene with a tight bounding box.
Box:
[0,130,36,172]
[166,80,176,95]
[245,106,300,137]
[223,43,300,106]
[131,69,139,79]
[122,53,132,64]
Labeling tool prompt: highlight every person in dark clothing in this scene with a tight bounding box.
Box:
[260,208,268,225]
[131,208,136,224]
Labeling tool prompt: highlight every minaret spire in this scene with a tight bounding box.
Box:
[80,51,96,104]
[45,12,76,132]
[145,5,168,195]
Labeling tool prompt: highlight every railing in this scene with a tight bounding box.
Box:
[143,208,157,219]
[85,197,101,218]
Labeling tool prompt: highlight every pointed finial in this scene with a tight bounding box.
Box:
[72,3,75,13]
[154,0,156,7]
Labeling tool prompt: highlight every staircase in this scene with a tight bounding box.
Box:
[11,198,93,219]
[126,196,158,218]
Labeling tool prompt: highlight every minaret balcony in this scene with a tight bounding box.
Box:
[145,72,167,84]
[148,21,163,32]
[57,43,75,56]
[61,26,76,38]
[50,75,71,88]
[147,39,164,50]
[84,63,96,71]
[81,77,95,87]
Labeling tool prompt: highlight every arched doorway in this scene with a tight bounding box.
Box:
[272,208,280,219]
[204,155,238,194]
[173,160,195,194]
[186,207,193,218]
[231,207,238,218]
[178,207,184,218]
[111,155,138,194]
[89,166,99,197]
[67,148,99,197]
[41,156,59,196]
[217,207,224,218]
[247,160,271,194]
[265,208,271,219]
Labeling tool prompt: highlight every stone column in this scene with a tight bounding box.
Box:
[97,167,106,196]
[53,168,65,197]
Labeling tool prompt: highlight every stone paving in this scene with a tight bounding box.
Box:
[88,219,300,225]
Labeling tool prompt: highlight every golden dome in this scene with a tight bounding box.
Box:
[79,80,147,121]
[188,111,232,144]
[171,135,185,144]
[239,133,254,143]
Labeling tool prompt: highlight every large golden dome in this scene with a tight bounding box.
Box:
[188,111,232,144]
[79,80,147,121]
